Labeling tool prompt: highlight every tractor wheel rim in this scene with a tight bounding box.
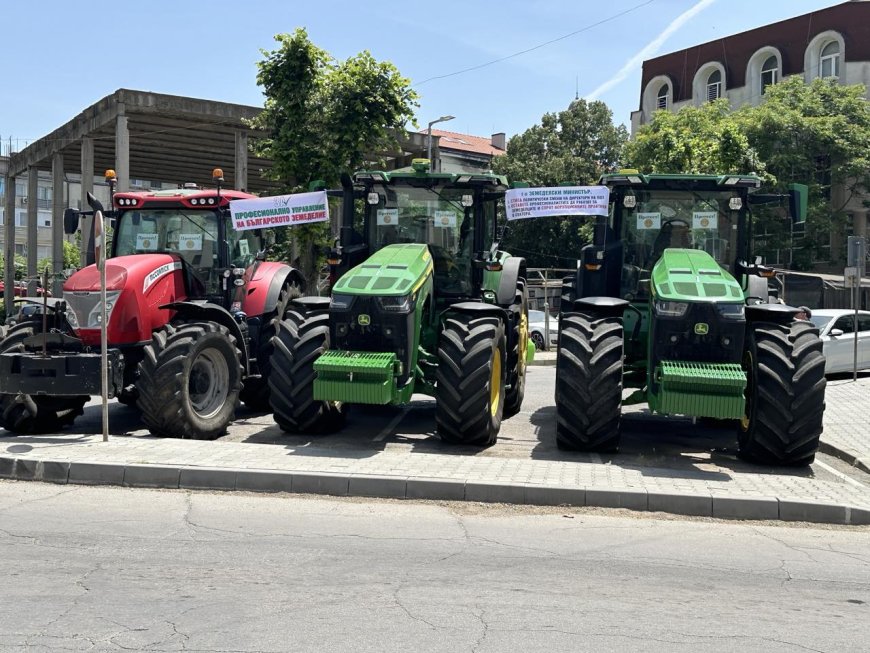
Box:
[189,347,230,419]
[489,348,502,417]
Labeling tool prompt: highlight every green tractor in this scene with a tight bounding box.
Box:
[556,172,826,465]
[267,159,532,446]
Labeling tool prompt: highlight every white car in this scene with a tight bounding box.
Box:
[528,309,559,351]
[809,309,870,374]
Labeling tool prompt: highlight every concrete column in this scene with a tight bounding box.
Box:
[234,130,248,191]
[51,152,64,296]
[80,137,94,267]
[115,109,130,192]
[3,170,15,317]
[26,167,38,295]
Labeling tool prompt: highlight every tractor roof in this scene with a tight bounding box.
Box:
[353,168,509,190]
[113,187,256,209]
[599,171,762,191]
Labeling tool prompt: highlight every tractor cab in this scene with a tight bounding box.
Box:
[329,159,508,305]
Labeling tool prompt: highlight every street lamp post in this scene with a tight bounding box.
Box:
[426,115,455,172]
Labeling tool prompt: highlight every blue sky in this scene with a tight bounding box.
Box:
[0,0,844,152]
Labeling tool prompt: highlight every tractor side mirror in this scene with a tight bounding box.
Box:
[63,208,79,235]
[86,192,104,213]
[787,183,807,226]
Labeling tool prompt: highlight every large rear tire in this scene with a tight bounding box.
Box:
[240,282,301,411]
[136,322,242,440]
[268,304,345,434]
[435,314,506,447]
[0,326,87,435]
[504,281,528,419]
[555,312,623,452]
[738,320,826,466]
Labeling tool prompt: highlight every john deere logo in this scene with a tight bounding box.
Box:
[358,314,371,326]
[694,323,709,335]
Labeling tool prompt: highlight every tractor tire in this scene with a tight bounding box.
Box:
[435,313,506,447]
[240,282,302,411]
[136,322,243,440]
[737,320,826,466]
[0,326,87,434]
[504,281,528,419]
[268,305,345,434]
[559,274,576,316]
[555,312,623,452]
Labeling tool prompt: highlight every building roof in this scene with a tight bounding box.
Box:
[426,129,505,157]
[640,1,870,104]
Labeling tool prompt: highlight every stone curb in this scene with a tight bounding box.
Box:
[819,440,870,476]
[1,455,868,526]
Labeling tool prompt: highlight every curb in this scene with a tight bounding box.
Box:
[1,455,868,526]
[819,440,870,476]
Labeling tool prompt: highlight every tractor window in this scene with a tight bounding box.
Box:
[368,183,475,294]
[115,209,222,293]
[618,190,740,301]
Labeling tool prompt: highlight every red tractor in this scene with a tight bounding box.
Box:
[0,170,305,438]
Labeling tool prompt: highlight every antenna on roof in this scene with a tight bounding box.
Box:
[575,75,579,100]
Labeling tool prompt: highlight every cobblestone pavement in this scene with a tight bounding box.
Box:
[819,373,870,473]
[1,368,868,525]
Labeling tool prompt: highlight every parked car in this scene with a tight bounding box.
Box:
[809,309,870,374]
[528,309,559,351]
[5,297,60,327]
[0,281,49,297]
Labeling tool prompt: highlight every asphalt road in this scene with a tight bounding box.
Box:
[1,481,868,652]
[70,367,870,488]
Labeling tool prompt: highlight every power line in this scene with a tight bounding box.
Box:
[413,0,656,87]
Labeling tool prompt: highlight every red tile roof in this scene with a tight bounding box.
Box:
[424,129,505,157]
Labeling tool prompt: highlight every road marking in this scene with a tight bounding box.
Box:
[815,459,870,491]
[373,406,411,442]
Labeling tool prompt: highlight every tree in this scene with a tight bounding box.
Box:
[626,78,870,269]
[249,29,418,282]
[493,99,628,268]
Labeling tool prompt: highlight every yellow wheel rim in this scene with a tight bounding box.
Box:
[518,310,528,373]
[490,348,502,416]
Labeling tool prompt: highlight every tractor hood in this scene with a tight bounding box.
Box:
[332,244,433,296]
[651,249,743,303]
[63,253,180,292]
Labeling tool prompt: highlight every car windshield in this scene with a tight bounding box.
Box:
[618,189,741,301]
[810,315,834,330]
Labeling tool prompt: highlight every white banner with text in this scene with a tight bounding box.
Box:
[505,186,610,221]
[230,191,329,231]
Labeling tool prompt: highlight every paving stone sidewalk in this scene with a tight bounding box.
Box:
[820,376,870,474]
[1,429,869,525]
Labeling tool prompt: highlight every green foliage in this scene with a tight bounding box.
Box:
[249,29,419,280]
[493,99,628,267]
[626,100,766,177]
[626,77,870,269]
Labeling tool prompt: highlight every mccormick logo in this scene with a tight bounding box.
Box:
[143,261,183,293]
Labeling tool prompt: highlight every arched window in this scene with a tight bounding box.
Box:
[761,55,778,91]
[706,70,722,101]
[820,41,840,78]
[656,83,669,109]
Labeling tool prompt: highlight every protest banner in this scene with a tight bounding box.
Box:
[230,191,329,231]
[505,186,610,221]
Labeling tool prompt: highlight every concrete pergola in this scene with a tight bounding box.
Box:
[3,88,431,302]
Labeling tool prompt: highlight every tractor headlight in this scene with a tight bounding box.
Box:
[376,293,414,313]
[655,300,689,317]
[86,291,122,327]
[66,307,79,329]
[330,294,356,311]
[717,303,745,319]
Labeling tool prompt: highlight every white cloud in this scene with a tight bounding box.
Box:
[586,0,717,100]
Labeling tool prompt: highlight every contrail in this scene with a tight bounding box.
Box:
[586,0,717,100]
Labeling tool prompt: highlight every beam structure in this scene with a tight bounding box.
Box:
[26,166,38,295]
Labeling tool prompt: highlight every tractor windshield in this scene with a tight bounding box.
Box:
[617,189,741,301]
[366,183,490,294]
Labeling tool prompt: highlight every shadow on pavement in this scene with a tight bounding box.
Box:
[526,405,818,481]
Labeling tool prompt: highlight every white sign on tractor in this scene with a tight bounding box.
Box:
[505,186,610,221]
[230,191,329,231]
